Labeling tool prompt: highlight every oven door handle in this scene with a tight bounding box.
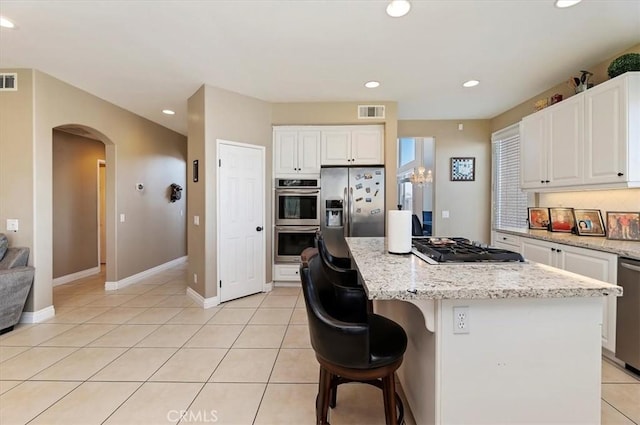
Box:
[275,189,320,194]
[276,226,320,232]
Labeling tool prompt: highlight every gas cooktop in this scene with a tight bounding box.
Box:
[412,237,525,264]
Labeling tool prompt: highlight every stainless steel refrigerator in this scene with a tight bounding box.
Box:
[320,167,385,258]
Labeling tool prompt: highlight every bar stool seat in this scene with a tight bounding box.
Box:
[300,253,407,425]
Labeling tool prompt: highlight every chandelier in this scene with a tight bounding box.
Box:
[410,166,433,187]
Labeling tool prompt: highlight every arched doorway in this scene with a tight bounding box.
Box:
[51,124,115,297]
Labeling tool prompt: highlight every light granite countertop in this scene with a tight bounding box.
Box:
[495,227,640,260]
[345,237,623,301]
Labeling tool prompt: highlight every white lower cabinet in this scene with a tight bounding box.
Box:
[520,238,618,352]
[273,264,301,283]
[491,231,521,251]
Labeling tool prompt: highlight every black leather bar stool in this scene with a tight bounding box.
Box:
[300,253,407,425]
[315,232,351,269]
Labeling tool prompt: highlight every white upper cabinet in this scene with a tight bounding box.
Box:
[520,112,547,189]
[321,130,351,165]
[520,96,583,189]
[547,96,584,187]
[520,72,640,191]
[584,73,639,185]
[274,128,321,176]
[321,125,384,166]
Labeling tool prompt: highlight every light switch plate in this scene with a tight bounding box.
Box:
[442,210,450,218]
[6,219,18,232]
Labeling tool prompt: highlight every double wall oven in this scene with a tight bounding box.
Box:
[274,178,320,263]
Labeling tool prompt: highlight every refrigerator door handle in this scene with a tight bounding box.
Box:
[343,187,348,237]
[349,187,354,236]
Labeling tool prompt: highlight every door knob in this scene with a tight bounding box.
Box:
[256,226,263,232]
[617,172,624,177]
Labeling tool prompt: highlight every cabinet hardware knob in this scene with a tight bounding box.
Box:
[617,172,624,177]
[545,180,550,183]
[556,249,562,253]
[551,248,556,252]
[352,158,355,162]
[502,237,507,240]
[540,180,545,184]
[256,226,263,232]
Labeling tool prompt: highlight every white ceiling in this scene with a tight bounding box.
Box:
[1,1,638,135]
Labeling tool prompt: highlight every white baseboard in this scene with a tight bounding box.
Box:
[53,266,100,287]
[105,256,187,291]
[273,281,301,288]
[263,281,273,293]
[20,305,56,323]
[186,287,219,309]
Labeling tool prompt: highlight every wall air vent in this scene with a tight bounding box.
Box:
[358,105,385,119]
[0,73,17,91]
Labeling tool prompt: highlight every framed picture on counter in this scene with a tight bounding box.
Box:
[573,209,606,236]
[606,212,640,241]
[549,207,575,233]
[528,207,550,230]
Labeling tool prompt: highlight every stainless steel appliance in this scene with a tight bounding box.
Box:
[412,237,524,265]
[320,167,385,258]
[616,257,640,374]
[275,178,320,226]
[274,225,319,263]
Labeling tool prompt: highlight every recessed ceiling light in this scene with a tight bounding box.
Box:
[463,80,480,88]
[162,109,175,115]
[386,0,411,18]
[0,16,16,29]
[364,81,380,89]
[554,0,582,8]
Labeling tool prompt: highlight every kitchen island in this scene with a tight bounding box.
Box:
[345,237,623,425]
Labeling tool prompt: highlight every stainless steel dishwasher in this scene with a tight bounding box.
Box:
[616,257,640,374]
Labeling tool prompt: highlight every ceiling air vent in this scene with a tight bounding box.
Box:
[0,73,17,91]
[358,105,385,119]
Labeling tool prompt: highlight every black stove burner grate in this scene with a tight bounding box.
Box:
[412,237,524,263]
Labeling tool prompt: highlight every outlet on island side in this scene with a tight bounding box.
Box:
[453,306,470,334]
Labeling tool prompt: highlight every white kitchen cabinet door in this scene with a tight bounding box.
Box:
[520,238,555,267]
[274,129,320,176]
[321,130,351,165]
[584,76,628,185]
[520,114,547,189]
[274,130,299,175]
[491,231,521,251]
[547,96,584,187]
[561,244,617,353]
[297,130,321,174]
[351,127,384,165]
[520,236,619,352]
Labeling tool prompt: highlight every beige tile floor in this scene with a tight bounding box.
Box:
[0,264,637,424]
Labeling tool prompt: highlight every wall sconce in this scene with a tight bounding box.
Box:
[410,166,433,187]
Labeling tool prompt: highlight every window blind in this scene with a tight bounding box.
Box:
[492,129,528,229]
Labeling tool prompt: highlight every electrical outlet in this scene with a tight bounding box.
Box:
[453,306,470,334]
[193,273,198,284]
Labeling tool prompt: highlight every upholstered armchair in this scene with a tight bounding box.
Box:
[0,234,35,334]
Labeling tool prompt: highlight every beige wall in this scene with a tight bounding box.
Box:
[0,69,34,251]
[188,85,272,300]
[491,43,640,132]
[272,102,399,224]
[398,120,492,243]
[0,68,187,312]
[52,130,105,278]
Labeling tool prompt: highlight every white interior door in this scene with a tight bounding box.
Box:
[218,140,265,303]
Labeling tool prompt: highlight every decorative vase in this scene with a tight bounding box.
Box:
[607,53,640,79]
